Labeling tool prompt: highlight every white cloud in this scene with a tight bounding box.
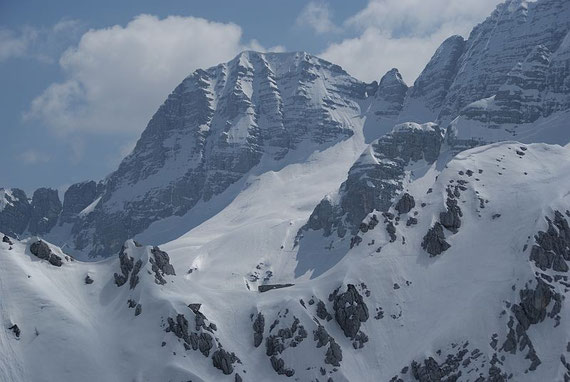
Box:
[346,0,501,37]
[0,21,82,63]
[27,14,278,137]
[0,27,37,62]
[247,39,286,53]
[19,149,50,165]
[321,0,503,83]
[296,1,340,35]
[321,26,456,84]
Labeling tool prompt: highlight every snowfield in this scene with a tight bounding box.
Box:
[1,142,569,381]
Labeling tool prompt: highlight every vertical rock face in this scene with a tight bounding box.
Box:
[438,0,570,123]
[375,69,408,116]
[65,51,368,258]
[545,30,570,113]
[400,35,466,122]
[380,0,570,130]
[0,188,30,236]
[252,313,265,348]
[29,188,62,235]
[461,45,554,125]
[60,181,98,224]
[450,30,570,142]
[298,122,445,240]
[364,68,408,139]
[0,187,62,237]
[149,246,176,285]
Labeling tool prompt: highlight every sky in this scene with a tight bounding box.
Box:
[0,0,505,195]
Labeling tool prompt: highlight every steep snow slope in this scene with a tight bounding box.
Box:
[138,127,367,289]
[2,142,568,381]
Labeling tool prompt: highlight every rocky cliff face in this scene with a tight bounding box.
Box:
[0,189,30,236]
[297,122,445,242]
[461,45,553,125]
[438,0,570,123]
[450,28,570,143]
[28,188,61,235]
[400,35,466,123]
[364,0,570,136]
[363,68,408,138]
[0,188,62,237]
[60,181,98,224]
[467,31,570,124]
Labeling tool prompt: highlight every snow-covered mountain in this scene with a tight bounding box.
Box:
[1,0,570,381]
[364,0,570,137]
[1,51,371,259]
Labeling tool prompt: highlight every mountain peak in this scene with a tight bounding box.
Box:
[48,46,367,258]
[379,68,405,85]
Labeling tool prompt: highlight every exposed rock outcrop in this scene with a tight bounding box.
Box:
[331,285,369,341]
[364,68,409,138]
[325,338,343,367]
[258,284,294,292]
[149,246,176,285]
[113,245,135,287]
[439,195,462,233]
[421,223,451,256]
[2,235,13,245]
[253,312,265,348]
[166,313,215,357]
[8,324,20,338]
[29,240,63,267]
[395,193,415,215]
[298,123,445,241]
[212,348,239,375]
[401,35,466,122]
[530,211,570,272]
[60,181,99,224]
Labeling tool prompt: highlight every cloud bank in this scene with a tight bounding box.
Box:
[321,0,503,83]
[296,1,339,35]
[25,1,506,149]
[27,14,281,136]
[0,20,82,63]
